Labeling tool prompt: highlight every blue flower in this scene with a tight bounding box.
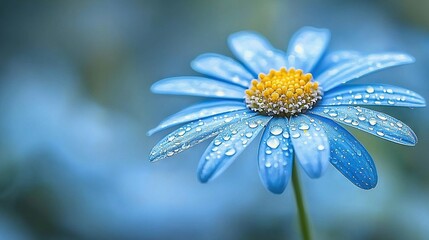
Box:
[148,27,425,193]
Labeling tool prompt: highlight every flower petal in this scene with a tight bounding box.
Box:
[286,27,330,72]
[228,31,288,75]
[151,76,246,99]
[313,50,362,75]
[310,114,377,189]
[310,106,417,146]
[320,84,426,107]
[147,101,247,136]
[258,118,293,194]
[316,53,415,91]
[149,110,256,162]
[289,115,330,178]
[191,53,254,88]
[198,115,272,182]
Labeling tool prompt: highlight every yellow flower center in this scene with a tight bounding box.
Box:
[245,67,322,117]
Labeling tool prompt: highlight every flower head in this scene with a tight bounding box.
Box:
[149,27,425,193]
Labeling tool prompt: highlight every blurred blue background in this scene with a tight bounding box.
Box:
[0,0,428,239]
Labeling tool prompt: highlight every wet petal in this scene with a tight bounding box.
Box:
[286,27,330,72]
[289,115,330,178]
[151,76,246,99]
[149,110,255,162]
[310,106,417,146]
[191,53,254,88]
[316,53,415,91]
[310,114,377,189]
[147,101,247,136]
[198,115,272,182]
[313,50,362,75]
[228,31,288,75]
[320,84,426,107]
[258,118,293,194]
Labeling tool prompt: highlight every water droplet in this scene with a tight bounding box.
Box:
[387,100,395,105]
[265,149,272,155]
[178,130,186,136]
[214,139,222,146]
[396,122,403,128]
[168,136,176,142]
[328,110,338,117]
[354,94,363,100]
[167,152,174,157]
[242,139,248,145]
[223,135,231,141]
[225,148,236,156]
[248,122,258,128]
[212,147,219,152]
[283,132,290,138]
[245,132,253,138]
[270,125,283,135]
[267,136,280,149]
[195,127,202,132]
[224,117,233,123]
[344,118,352,124]
[231,130,238,135]
[366,86,375,94]
[357,115,366,121]
[386,88,393,94]
[356,150,362,156]
[376,114,387,121]
[369,118,377,126]
[317,145,325,151]
[292,132,301,138]
[351,120,359,126]
[298,123,310,130]
[376,131,385,136]
[265,162,272,168]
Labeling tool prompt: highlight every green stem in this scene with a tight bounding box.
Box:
[292,160,312,240]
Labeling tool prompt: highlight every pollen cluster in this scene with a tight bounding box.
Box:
[245,67,322,117]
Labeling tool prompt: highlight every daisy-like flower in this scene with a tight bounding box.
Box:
[148,27,425,193]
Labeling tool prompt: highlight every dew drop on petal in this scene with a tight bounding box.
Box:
[376,114,387,121]
[266,136,280,149]
[366,86,375,94]
[283,132,290,138]
[248,121,258,128]
[317,144,325,151]
[178,130,186,136]
[358,115,366,121]
[369,118,377,126]
[225,148,236,156]
[356,150,362,156]
[298,123,310,130]
[168,136,176,142]
[292,132,301,138]
[270,125,283,135]
[376,131,385,136]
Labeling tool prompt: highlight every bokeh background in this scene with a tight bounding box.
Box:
[0,0,428,239]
